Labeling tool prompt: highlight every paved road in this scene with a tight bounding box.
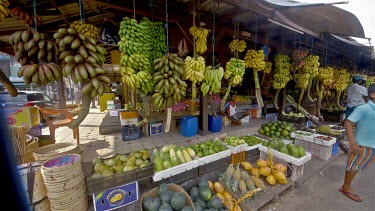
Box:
[260,154,375,211]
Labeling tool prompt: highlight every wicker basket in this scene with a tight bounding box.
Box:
[33,143,82,162]
[17,162,49,206]
[140,183,194,211]
[31,197,51,211]
[41,154,87,211]
[36,135,56,147]
[25,137,40,163]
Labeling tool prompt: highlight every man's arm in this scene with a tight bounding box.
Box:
[344,119,362,154]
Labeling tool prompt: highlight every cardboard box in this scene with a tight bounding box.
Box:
[241,115,250,123]
[93,181,138,211]
[3,107,40,128]
[109,109,126,117]
[107,100,115,110]
[150,122,163,136]
[266,113,279,121]
[119,111,138,125]
[250,109,262,118]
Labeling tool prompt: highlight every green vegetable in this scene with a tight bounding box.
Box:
[154,158,163,172]
[170,192,187,210]
[157,183,169,196]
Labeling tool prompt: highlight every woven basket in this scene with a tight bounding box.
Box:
[36,135,56,147]
[41,154,87,211]
[31,197,51,211]
[17,162,48,205]
[25,137,39,163]
[33,143,82,162]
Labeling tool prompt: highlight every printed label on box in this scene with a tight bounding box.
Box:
[150,122,163,136]
[93,181,138,211]
[107,101,115,110]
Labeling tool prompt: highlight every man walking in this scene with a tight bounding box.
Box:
[339,83,375,202]
[345,76,367,118]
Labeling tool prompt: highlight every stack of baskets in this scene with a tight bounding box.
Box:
[25,135,39,163]
[41,154,87,211]
[17,162,50,211]
[33,143,82,163]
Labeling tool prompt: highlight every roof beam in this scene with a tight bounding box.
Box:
[48,0,69,25]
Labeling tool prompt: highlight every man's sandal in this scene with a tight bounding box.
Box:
[338,189,362,202]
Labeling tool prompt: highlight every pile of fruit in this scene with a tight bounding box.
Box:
[246,158,288,186]
[189,179,227,210]
[222,136,246,147]
[53,27,110,97]
[142,183,193,211]
[190,140,227,158]
[90,150,151,178]
[152,144,196,172]
[200,65,224,97]
[293,131,313,136]
[9,29,61,86]
[244,49,266,71]
[316,125,342,136]
[0,0,9,22]
[10,7,41,26]
[263,139,306,158]
[258,121,295,139]
[315,135,334,141]
[241,135,266,147]
[189,26,209,54]
[281,111,305,118]
[152,54,187,108]
[70,21,100,41]
[332,68,351,109]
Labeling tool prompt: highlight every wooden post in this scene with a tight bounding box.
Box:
[198,92,212,136]
[56,78,66,109]
[278,87,286,116]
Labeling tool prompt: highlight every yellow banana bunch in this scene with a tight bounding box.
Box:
[264,61,273,74]
[332,68,350,92]
[224,58,246,86]
[0,0,9,22]
[296,73,310,89]
[301,55,320,77]
[272,54,291,90]
[70,21,100,41]
[244,49,266,71]
[229,39,246,52]
[201,65,224,96]
[189,26,208,54]
[184,56,205,83]
[152,54,187,109]
[317,67,334,86]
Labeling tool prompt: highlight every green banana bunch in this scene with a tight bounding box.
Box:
[272,54,291,90]
[120,53,151,73]
[224,58,246,86]
[140,17,167,61]
[264,61,273,74]
[244,49,266,71]
[152,54,187,109]
[296,73,310,89]
[184,56,205,83]
[53,27,110,97]
[201,65,224,96]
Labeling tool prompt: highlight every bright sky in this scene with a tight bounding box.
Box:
[303,0,375,46]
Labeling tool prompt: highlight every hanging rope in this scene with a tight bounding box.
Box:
[254,15,258,50]
[79,0,83,24]
[282,36,285,53]
[151,0,153,22]
[165,0,169,54]
[325,43,328,66]
[212,0,217,66]
[133,0,136,19]
[33,0,37,30]
[310,37,314,54]
[233,19,237,58]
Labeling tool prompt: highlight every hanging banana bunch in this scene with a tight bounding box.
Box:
[70,21,100,42]
[261,61,273,85]
[0,0,9,22]
[245,49,266,108]
[189,26,209,54]
[301,55,320,102]
[201,65,224,97]
[220,58,246,111]
[10,29,61,87]
[184,56,205,99]
[229,39,246,53]
[272,54,291,109]
[315,67,334,119]
[152,54,187,109]
[332,68,350,110]
[53,27,110,97]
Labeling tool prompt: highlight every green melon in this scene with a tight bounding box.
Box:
[199,187,212,202]
[170,192,187,210]
[158,203,173,211]
[189,186,199,201]
[157,183,169,196]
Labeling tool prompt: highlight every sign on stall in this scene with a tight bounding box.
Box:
[93,181,138,211]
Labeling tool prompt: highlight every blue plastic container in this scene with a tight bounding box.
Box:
[180,116,198,137]
[208,114,222,133]
[332,141,339,156]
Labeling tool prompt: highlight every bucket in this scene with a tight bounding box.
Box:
[208,114,222,133]
[180,116,198,137]
[36,135,56,147]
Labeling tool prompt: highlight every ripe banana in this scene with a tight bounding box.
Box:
[189,26,208,54]
[229,39,246,52]
[244,49,266,71]
[224,58,246,86]
[272,54,291,90]
[70,21,100,41]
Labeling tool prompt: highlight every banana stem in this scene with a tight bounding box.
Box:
[298,88,305,110]
[135,89,151,128]
[307,77,314,102]
[0,69,18,97]
[208,93,217,117]
[253,69,264,108]
[68,90,91,129]
[336,91,345,110]
[192,82,197,99]
[221,83,232,112]
[273,89,280,110]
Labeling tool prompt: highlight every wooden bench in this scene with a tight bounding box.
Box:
[35,106,80,144]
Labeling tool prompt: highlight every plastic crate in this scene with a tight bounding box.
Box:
[295,138,333,160]
[260,151,304,181]
[121,125,142,141]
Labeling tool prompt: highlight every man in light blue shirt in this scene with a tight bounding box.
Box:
[345,76,367,118]
[339,84,375,202]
